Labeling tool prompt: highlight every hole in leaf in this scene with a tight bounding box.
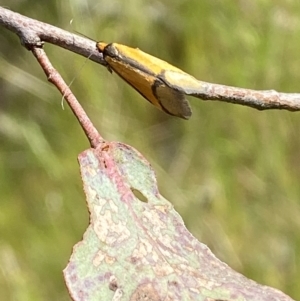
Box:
[131,188,148,203]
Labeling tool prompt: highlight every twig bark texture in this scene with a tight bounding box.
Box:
[1,6,300,117]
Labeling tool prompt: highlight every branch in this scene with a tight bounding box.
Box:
[0,6,106,66]
[190,82,300,111]
[1,6,300,116]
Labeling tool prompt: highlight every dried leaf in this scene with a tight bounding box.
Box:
[64,142,293,301]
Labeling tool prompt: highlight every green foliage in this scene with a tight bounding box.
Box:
[1,1,300,300]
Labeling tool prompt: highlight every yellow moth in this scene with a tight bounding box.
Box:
[97,42,203,119]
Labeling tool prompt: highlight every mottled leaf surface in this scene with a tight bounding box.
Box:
[64,142,294,301]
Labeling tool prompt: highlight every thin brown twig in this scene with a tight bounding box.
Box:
[0,6,106,147]
[189,82,300,111]
[31,46,103,147]
[0,6,106,66]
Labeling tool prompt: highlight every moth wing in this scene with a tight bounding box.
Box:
[160,70,204,95]
[106,58,162,110]
[154,83,192,119]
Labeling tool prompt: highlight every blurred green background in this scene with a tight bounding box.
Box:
[1,1,300,300]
